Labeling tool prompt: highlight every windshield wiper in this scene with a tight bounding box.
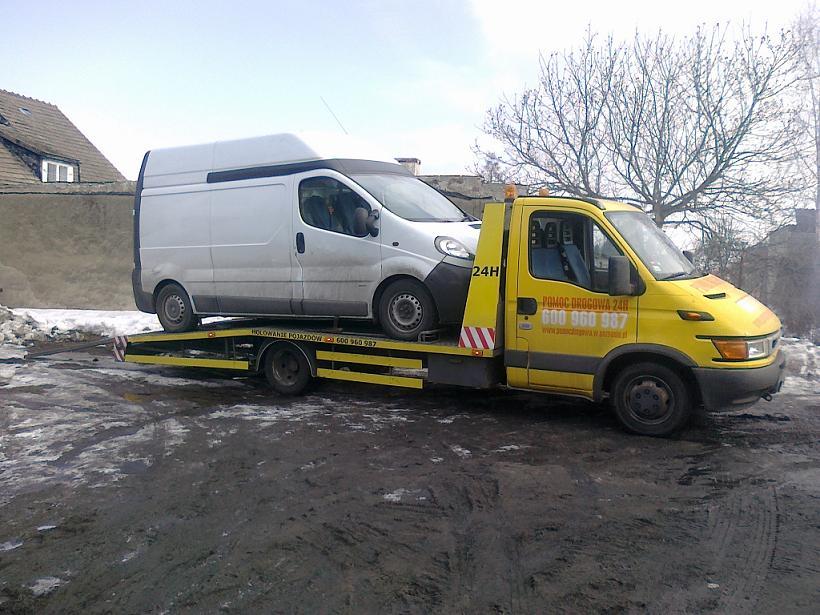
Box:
[659,270,696,281]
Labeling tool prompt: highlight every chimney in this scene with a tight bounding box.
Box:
[395,157,421,176]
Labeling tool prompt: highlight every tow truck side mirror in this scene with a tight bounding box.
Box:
[608,256,632,296]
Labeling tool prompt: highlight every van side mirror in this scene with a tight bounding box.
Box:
[608,256,632,296]
[353,207,380,238]
[682,250,695,264]
[367,209,379,237]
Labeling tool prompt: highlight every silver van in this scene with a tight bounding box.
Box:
[132,133,480,340]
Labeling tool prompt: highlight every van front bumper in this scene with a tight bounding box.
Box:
[424,261,471,324]
[692,352,786,411]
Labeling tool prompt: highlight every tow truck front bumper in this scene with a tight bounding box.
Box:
[692,351,786,412]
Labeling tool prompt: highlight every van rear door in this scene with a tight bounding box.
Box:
[292,171,382,317]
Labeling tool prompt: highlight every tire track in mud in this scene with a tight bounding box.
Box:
[706,484,780,612]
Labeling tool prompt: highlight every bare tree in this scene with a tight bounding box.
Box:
[793,4,820,212]
[692,214,747,278]
[478,24,804,230]
[470,150,511,183]
[480,31,618,196]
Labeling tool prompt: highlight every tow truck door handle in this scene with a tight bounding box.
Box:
[517,297,537,315]
[296,232,305,254]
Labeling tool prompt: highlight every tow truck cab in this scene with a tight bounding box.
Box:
[502,196,785,435]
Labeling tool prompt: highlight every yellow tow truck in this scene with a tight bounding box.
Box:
[116,193,786,437]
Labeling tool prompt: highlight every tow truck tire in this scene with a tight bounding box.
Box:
[156,283,197,333]
[264,343,312,395]
[611,362,692,437]
[378,279,437,341]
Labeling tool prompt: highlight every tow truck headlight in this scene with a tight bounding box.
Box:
[435,236,473,260]
[712,334,777,361]
[747,339,768,359]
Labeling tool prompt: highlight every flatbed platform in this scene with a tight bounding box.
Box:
[127,317,497,355]
[118,318,503,391]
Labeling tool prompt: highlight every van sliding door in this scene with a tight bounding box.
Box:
[210,180,295,315]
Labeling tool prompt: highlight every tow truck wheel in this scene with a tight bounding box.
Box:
[156,283,197,333]
[264,344,312,395]
[378,279,437,341]
[611,362,692,437]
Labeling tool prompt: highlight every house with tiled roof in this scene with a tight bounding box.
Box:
[0,89,124,185]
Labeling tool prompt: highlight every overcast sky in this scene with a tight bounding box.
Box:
[2,0,811,179]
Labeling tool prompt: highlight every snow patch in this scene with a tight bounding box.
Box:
[0,539,23,552]
[28,576,63,596]
[120,550,140,563]
[383,488,428,503]
[449,444,472,458]
[209,402,328,426]
[90,367,244,389]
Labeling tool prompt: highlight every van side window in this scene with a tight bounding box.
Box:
[299,177,371,236]
[529,211,621,293]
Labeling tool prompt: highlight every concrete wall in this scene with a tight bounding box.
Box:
[0,182,136,309]
[420,175,525,219]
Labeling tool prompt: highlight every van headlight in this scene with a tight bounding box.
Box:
[435,236,473,260]
[712,332,779,361]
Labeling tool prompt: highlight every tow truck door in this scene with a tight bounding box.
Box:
[512,206,638,395]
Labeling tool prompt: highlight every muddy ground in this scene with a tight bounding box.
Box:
[0,347,818,614]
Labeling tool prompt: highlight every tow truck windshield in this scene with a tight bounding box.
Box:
[606,211,702,281]
[352,173,467,222]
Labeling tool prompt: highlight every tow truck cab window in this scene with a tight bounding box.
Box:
[528,211,621,293]
[298,177,371,237]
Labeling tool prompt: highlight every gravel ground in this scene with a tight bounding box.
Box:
[0,345,818,614]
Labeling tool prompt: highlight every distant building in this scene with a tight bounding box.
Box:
[739,209,818,337]
[419,174,519,219]
[0,89,124,186]
[394,157,525,219]
[395,157,421,176]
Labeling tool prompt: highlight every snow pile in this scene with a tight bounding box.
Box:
[0,305,52,345]
[12,308,161,339]
[780,337,818,395]
[0,306,163,346]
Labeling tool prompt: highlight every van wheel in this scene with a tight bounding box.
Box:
[156,283,197,333]
[378,279,437,341]
[611,362,692,437]
[264,344,312,395]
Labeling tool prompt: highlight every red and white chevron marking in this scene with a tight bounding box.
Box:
[458,326,496,349]
[112,335,129,362]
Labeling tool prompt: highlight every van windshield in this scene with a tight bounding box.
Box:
[605,211,702,280]
[351,173,468,222]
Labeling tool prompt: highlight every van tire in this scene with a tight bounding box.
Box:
[156,283,197,333]
[611,362,692,437]
[378,279,437,341]
[264,344,312,395]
